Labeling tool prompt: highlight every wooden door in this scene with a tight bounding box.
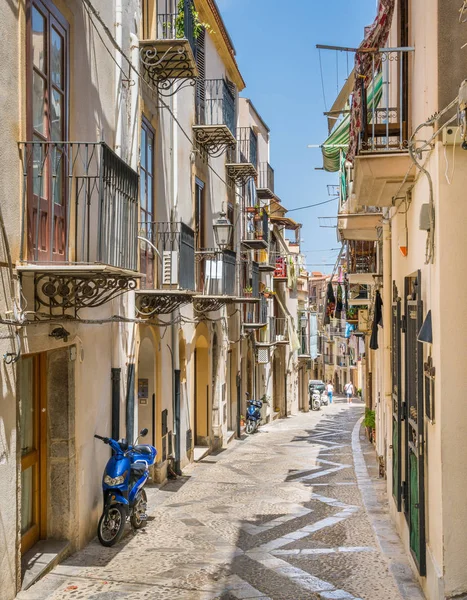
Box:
[20,354,47,554]
[27,0,68,262]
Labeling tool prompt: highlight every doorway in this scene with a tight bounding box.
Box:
[138,336,156,447]
[194,334,209,446]
[20,354,47,554]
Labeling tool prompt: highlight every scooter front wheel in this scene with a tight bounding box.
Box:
[130,488,147,529]
[98,504,126,547]
[245,420,255,434]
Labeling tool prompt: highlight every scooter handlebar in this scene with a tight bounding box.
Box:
[94,434,109,444]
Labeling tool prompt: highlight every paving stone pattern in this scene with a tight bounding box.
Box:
[17,399,425,600]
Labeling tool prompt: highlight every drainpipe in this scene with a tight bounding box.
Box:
[112,0,124,437]
[171,89,181,472]
[111,368,121,440]
[382,218,392,481]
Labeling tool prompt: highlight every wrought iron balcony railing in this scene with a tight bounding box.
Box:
[243,296,268,328]
[358,48,413,153]
[193,79,236,156]
[256,162,275,199]
[19,141,138,270]
[271,253,287,280]
[270,317,289,344]
[139,221,195,290]
[242,209,269,250]
[139,0,198,96]
[226,127,258,186]
[195,249,236,296]
[18,141,139,317]
[136,222,196,316]
[347,240,377,274]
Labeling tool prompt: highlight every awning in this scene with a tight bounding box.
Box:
[269,215,300,230]
[321,72,383,173]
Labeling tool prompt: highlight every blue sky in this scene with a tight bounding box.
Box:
[216,0,376,273]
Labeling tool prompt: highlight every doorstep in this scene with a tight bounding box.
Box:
[225,430,236,445]
[193,446,210,462]
[272,411,281,421]
[21,539,70,591]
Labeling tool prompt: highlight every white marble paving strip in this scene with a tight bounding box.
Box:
[242,507,312,535]
[221,575,273,600]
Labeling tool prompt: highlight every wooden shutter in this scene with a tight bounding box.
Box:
[195,28,205,124]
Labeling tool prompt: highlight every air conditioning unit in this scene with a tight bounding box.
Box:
[162,251,179,286]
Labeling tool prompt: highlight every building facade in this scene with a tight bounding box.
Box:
[320,1,467,598]
[0,1,311,597]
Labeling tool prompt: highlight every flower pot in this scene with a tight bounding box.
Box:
[245,207,256,214]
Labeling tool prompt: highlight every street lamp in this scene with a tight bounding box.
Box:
[213,210,233,250]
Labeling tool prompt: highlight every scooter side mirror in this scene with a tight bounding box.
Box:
[139,428,148,437]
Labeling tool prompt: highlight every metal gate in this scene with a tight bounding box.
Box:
[391,283,402,512]
[404,272,426,575]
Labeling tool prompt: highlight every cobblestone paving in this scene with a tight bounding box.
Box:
[17,399,425,600]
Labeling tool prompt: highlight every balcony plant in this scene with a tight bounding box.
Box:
[245,206,256,214]
[363,408,376,443]
[243,286,253,297]
[262,288,274,298]
[175,0,211,39]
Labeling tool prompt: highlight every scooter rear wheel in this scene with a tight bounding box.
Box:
[130,488,147,529]
[245,420,255,434]
[98,504,126,547]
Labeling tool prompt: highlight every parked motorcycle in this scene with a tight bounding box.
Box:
[94,428,157,547]
[310,389,321,411]
[245,392,263,434]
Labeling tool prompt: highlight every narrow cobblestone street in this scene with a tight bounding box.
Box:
[18,400,424,600]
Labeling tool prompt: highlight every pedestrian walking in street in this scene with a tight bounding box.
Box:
[344,381,354,404]
[326,381,334,404]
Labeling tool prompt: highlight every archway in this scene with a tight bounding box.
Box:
[194,333,209,446]
[138,336,156,446]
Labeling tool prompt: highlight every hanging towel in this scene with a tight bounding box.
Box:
[369,290,383,350]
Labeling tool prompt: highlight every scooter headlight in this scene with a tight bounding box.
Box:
[104,474,125,487]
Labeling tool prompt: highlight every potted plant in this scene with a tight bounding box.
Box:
[240,415,245,426]
[243,286,253,297]
[245,206,256,214]
[363,408,376,443]
[262,288,274,298]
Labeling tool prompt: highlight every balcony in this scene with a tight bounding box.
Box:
[257,247,277,272]
[243,296,268,330]
[242,207,269,250]
[270,317,289,345]
[136,221,196,316]
[193,249,243,312]
[193,79,236,156]
[348,283,370,306]
[272,253,287,282]
[324,354,334,366]
[226,127,257,186]
[139,0,198,96]
[346,240,378,285]
[256,163,276,200]
[353,48,415,207]
[337,196,382,241]
[18,141,139,317]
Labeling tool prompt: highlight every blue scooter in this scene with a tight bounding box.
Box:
[245,392,263,434]
[94,428,157,547]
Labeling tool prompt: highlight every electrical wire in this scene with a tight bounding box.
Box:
[318,49,328,111]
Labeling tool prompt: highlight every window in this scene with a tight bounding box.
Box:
[194,178,205,250]
[27,0,68,261]
[140,118,155,287]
